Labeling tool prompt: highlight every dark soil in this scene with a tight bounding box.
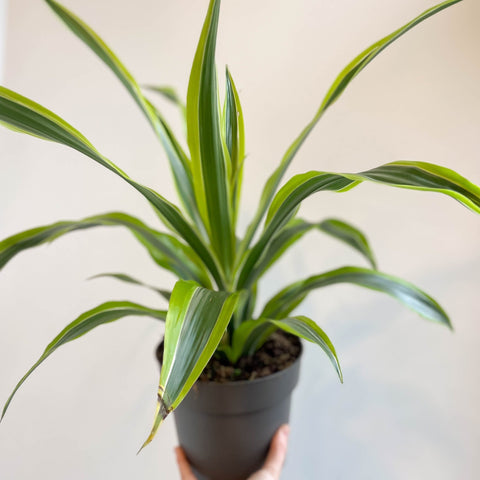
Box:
[156,330,301,383]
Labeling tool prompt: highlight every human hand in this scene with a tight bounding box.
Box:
[175,424,290,480]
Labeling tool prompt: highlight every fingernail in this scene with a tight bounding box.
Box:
[280,424,290,439]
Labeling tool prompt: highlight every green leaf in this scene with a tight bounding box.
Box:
[228,316,342,381]
[237,174,352,288]
[0,86,225,288]
[270,316,342,382]
[0,212,212,287]
[261,266,451,328]
[224,67,246,227]
[141,280,240,449]
[237,161,480,288]
[44,0,144,114]
[89,273,171,301]
[143,85,186,109]
[143,98,202,226]
[239,0,464,255]
[186,0,235,273]
[249,217,377,284]
[226,319,273,362]
[317,219,377,269]
[143,84,187,119]
[352,161,480,213]
[268,162,480,225]
[229,284,257,332]
[43,0,198,221]
[1,301,166,421]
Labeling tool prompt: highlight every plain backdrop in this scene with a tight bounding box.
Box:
[1,0,479,479]
[0,0,4,81]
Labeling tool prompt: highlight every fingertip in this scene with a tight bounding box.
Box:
[175,446,196,479]
[262,424,290,477]
[275,424,290,446]
[174,446,187,465]
[279,424,290,437]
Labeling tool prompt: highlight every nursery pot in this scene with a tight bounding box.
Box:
[172,346,302,480]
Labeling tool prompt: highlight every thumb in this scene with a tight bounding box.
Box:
[175,447,197,480]
[248,424,290,480]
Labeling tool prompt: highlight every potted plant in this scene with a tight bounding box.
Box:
[1,0,478,478]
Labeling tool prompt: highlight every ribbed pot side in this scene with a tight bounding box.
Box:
[173,348,302,480]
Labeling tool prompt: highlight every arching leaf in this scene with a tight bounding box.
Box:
[89,273,171,301]
[261,266,451,327]
[0,212,212,287]
[1,301,166,421]
[0,86,225,288]
[229,316,342,381]
[239,0,464,254]
[43,0,198,222]
[249,217,377,284]
[237,162,480,288]
[141,280,239,450]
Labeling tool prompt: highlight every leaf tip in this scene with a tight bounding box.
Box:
[136,440,149,456]
[338,365,344,384]
[0,399,11,423]
[1,400,11,423]
[139,391,170,453]
[439,310,453,331]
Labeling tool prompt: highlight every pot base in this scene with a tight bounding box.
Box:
[174,351,301,480]
[176,394,293,480]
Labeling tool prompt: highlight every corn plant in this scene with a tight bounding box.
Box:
[1,0,478,449]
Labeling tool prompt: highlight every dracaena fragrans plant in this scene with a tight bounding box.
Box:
[1,0,479,450]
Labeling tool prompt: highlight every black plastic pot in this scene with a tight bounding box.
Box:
[173,348,302,480]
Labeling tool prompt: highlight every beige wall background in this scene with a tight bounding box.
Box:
[0,0,4,82]
[1,0,479,478]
